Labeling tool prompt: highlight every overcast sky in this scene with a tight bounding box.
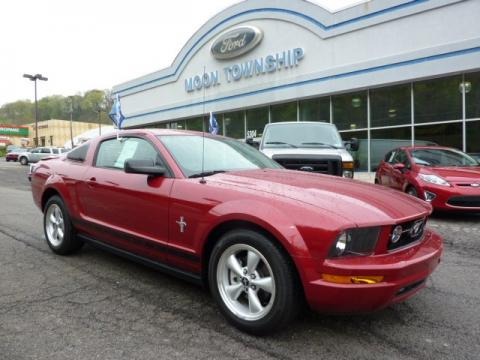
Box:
[0,0,366,107]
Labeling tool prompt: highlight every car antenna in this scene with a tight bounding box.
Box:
[200,65,207,184]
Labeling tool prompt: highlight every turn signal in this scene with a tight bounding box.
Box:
[322,274,384,284]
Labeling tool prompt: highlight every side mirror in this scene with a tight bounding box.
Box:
[345,138,359,151]
[124,159,165,176]
[246,137,260,149]
[392,163,406,171]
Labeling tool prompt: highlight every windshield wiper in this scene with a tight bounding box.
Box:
[301,142,338,149]
[265,141,297,148]
[189,170,226,178]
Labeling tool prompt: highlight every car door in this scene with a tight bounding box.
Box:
[76,136,173,262]
[379,150,396,186]
[390,150,410,190]
[29,148,42,162]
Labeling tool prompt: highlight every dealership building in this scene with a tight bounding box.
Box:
[113,0,480,171]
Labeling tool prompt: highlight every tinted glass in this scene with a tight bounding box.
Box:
[370,84,411,127]
[332,91,367,130]
[159,135,281,177]
[415,122,462,149]
[96,137,159,170]
[223,111,244,139]
[411,148,478,167]
[465,72,480,119]
[299,97,330,122]
[262,122,343,149]
[67,143,89,162]
[414,75,462,123]
[271,102,297,123]
[246,107,269,139]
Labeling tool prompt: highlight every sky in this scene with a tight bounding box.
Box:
[0,0,367,107]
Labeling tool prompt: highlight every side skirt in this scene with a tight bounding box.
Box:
[78,234,203,286]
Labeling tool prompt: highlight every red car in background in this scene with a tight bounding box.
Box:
[375,146,480,211]
[30,130,442,334]
[6,148,29,162]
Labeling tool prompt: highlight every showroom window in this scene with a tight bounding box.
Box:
[465,71,480,119]
[415,122,462,149]
[466,120,480,153]
[414,75,462,123]
[332,91,367,131]
[370,127,412,171]
[223,110,245,139]
[299,97,330,122]
[186,116,204,132]
[246,106,269,139]
[271,101,297,123]
[370,84,411,127]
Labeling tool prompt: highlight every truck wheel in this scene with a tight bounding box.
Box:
[209,229,300,335]
[19,157,28,165]
[44,195,83,255]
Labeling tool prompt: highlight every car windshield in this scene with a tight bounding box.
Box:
[411,148,479,167]
[158,135,282,177]
[262,123,344,149]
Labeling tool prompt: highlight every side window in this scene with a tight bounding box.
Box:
[386,150,396,163]
[393,150,411,167]
[41,148,51,154]
[95,137,162,170]
[52,149,60,154]
[67,143,89,162]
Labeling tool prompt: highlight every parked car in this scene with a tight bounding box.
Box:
[469,153,480,162]
[30,129,442,334]
[18,147,67,165]
[257,122,358,178]
[5,148,29,162]
[375,146,480,211]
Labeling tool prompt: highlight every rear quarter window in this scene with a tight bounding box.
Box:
[67,143,89,162]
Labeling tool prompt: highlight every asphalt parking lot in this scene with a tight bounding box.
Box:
[0,159,479,360]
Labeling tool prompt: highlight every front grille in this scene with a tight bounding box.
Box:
[447,196,480,208]
[388,218,426,251]
[272,154,342,176]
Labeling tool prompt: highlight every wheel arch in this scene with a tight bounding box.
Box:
[41,188,62,212]
[201,219,306,301]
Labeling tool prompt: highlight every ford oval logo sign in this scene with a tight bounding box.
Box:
[211,26,263,60]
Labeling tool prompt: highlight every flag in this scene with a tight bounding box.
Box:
[209,111,219,135]
[109,94,125,129]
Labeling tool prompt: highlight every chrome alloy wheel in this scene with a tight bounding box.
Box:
[45,204,65,247]
[216,244,276,321]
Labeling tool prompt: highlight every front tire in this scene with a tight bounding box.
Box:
[209,229,300,335]
[406,186,418,198]
[43,195,83,255]
[19,157,28,165]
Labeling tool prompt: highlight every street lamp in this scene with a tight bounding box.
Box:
[23,73,48,146]
[68,96,74,148]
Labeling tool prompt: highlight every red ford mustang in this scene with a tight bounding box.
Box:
[375,146,480,211]
[30,129,442,334]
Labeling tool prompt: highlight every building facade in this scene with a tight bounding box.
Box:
[26,119,109,148]
[113,0,480,171]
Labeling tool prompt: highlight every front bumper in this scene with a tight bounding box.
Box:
[302,229,443,313]
[419,184,480,211]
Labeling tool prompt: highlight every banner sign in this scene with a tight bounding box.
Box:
[0,125,29,137]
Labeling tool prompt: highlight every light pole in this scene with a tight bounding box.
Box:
[23,73,48,146]
[68,96,74,148]
[96,107,103,136]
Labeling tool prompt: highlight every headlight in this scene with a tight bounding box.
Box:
[328,227,381,257]
[419,174,450,187]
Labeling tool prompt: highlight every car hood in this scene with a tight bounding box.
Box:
[422,166,480,182]
[210,169,431,226]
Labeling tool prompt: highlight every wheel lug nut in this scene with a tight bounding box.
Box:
[250,274,256,279]
[251,285,256,290]
[243,269,248,275]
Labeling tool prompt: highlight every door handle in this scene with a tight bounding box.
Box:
[86,177,97,187]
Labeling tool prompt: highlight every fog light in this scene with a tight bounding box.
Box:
[424,191,436,202]
[391,225,402,243]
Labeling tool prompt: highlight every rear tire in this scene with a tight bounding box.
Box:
[208,229,300,335]
[43,195,83,255]
[19,157,28,165]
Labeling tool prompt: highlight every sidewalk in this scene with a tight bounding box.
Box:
[354,172,375,183]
